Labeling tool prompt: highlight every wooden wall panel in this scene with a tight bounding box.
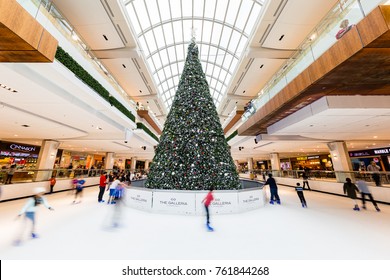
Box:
[357,6,389,47]
[0,0,57,62]
[38,29,58,61]
[308,28,363,83]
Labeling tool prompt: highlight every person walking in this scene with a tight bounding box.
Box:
[5,163,16,184]
[343,178,360,211]
[49,176,56,194]
[367,161,381,186]
[264,173,281,205]
[98,172,107,203]
[295,182,307,208]
[356,180,380,212]
[14,187,54,245]
[202,186,215,231]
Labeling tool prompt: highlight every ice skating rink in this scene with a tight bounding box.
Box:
[1,185,390,260]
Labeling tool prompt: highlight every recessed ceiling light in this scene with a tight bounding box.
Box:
[373,136,378,138]
[0,83,18,93]
[14,134,18,136]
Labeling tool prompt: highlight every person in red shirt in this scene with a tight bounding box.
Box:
[202,186,214,231]
[98,172,107,203]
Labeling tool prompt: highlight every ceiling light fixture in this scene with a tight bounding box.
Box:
[0,83,18,93]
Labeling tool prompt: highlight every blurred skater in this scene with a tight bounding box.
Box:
[343,178,360,211]
[356,180,380,212]
[14,187,54,245]
[73,176,86,204]
[264,173,281,205]
[202,186,214,231]
[295,183,307,208]
[111,181,127,228]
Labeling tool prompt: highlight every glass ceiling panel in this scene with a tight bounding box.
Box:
[124,0,264,112]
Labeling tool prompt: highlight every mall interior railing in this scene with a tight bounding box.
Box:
[245,169,390,186]
[0,168,148,185]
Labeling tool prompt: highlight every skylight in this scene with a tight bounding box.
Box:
[124,0,264,111]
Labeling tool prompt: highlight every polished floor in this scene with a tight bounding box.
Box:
[0,185,389,260]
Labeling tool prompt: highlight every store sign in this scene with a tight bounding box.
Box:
[374,149,389,155]
[9,143,37,152]
[307,155,320,159]
[349,148,390,157]
[296,157,307,161]
[349,151,370,157]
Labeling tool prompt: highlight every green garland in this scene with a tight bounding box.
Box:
[136,122,159,142]
[226,130,238,142]
[55,47,135,122]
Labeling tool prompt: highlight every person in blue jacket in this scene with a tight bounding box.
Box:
[264,173,281,205]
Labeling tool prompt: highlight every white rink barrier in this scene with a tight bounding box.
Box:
[124,187,266,215]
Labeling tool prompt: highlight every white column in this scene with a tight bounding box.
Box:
[35,140,60,182]
[270,153,281,176]
[327,141,353,182]
[131,157,137,172]
[234,160,239,170]
[145,160,150,170]
[104,152,115,170]
[247,158,253,171]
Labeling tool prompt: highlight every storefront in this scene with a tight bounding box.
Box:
[349,148,390,171]
[291,154,333,171]
[0,141,41,182]
[0,141,40,169]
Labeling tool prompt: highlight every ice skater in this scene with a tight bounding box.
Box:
[202,186,214,231]
[356,180,380,212]
[302,173,311,190]
[295,183,307,208]
[343,178,360,211]
[264,173,281,204]
[73,176,86,204]
[14,187,54,245]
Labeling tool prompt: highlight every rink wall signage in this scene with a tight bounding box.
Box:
[126,187,266,215]
[238,190,264,211]
[153,191,196,214]
[126,188,152,211]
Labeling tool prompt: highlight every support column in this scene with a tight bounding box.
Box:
[145,160,150,170]
[104,152,115,170]
[35,140,60,182]
[234,160,239,170]
[327,141,353,182]
[270,153,281,176]
[131,157,137,172]
[247,157,253,172]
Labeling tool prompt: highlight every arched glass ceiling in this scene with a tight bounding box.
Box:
[124,0,264,111]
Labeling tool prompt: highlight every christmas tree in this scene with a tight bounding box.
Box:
[145,40,240,190]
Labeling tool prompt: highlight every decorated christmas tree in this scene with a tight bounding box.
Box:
[145,40,240,190]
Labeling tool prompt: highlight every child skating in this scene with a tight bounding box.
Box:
[202,186,214,231]
[14,187,54,245]
[295,183,307,208]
